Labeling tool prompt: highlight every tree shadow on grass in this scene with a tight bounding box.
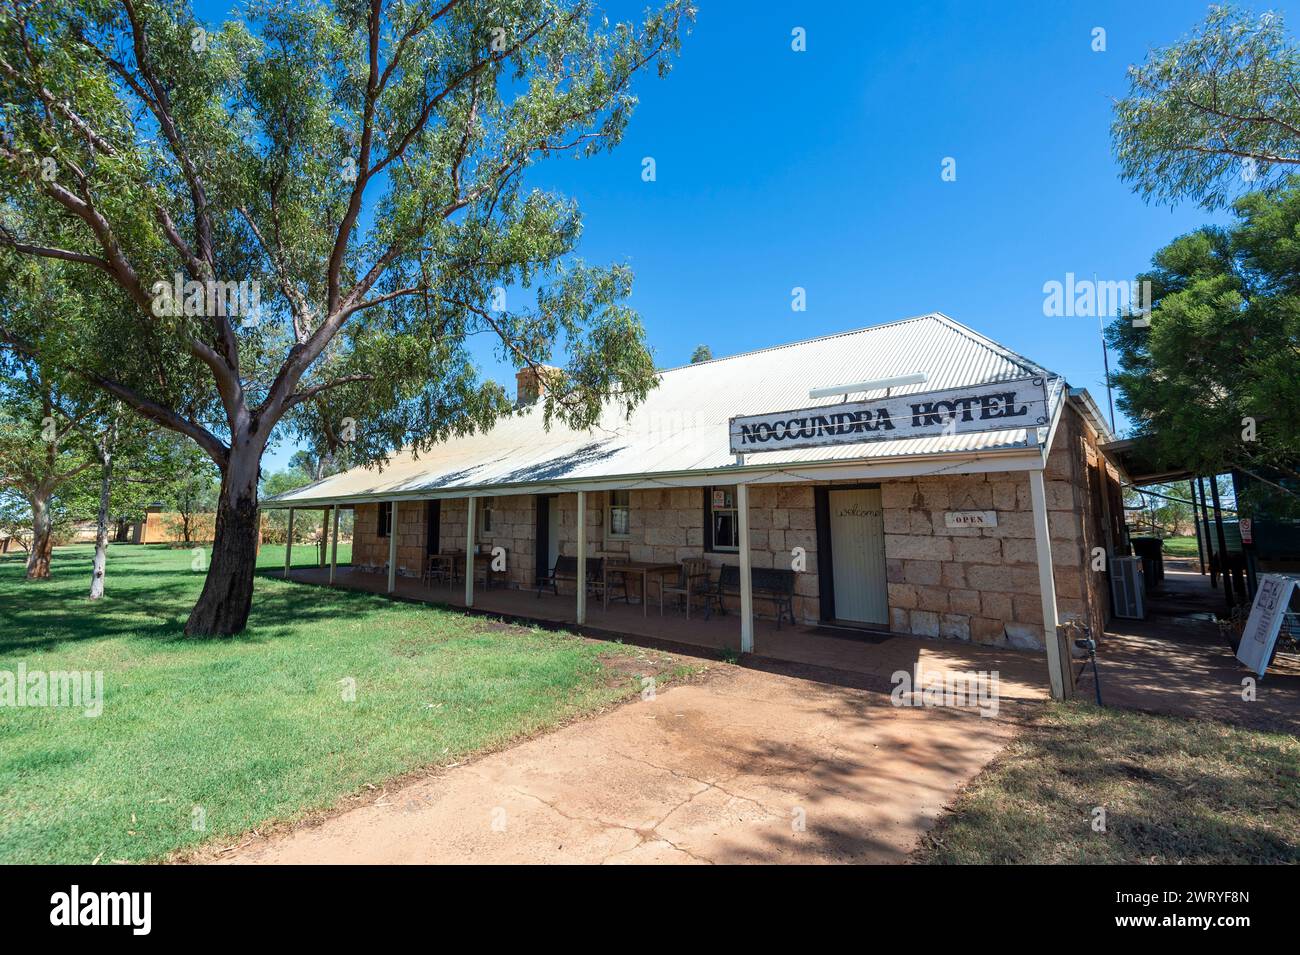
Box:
[0,566,409,656]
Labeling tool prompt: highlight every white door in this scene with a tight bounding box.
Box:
[546,498,560,567]
[828,488,889,625]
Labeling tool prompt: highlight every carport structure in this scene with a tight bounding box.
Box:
[1100,437,1300,616]
[266,313,1125,700]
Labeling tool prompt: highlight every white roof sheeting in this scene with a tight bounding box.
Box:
[267,312,1067,506]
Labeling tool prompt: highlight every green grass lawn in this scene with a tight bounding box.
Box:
[0,543,684,864]
[916,701,1300,864]
[1161,535,1201,558]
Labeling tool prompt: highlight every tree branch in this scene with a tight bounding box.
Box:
[285,374,376,409]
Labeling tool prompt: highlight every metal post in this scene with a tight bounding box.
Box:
[1029,469,1067,701]
[387,500,398,594]
[464,496,476,607]
[1198,476,1216,586]
[1190,479,1205,574]
[576,490,587,625]
[1208,476,1234,614]
[284,508,294,579]
[738,482,753,654]
[329,504,340,585]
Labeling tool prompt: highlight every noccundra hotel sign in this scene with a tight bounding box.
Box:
[728,376,1053,454]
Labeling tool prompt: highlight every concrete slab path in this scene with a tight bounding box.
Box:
[219,666,1019,865]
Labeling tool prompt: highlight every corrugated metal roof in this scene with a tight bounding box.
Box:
[268,312,1064,505]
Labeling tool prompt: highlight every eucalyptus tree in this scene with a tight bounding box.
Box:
[1113,5,1300,209]
[89,406,197,598]
[0,352,100,580]
[0,0,689,634]
[1106,183,1300,504]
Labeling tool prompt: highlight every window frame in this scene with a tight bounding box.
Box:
[606,489,632,542]
[377,501,392,539]
[703,486,739,553]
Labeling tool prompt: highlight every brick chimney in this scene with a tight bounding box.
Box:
[515,365,559,406]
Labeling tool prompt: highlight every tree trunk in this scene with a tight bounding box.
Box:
[89,416,117,601]
[184,446,261,636]
[26,493,53,580]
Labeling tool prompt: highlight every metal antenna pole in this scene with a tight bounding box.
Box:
[1098,275,1117,434]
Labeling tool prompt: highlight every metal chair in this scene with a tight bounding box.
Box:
[423,554,450,586]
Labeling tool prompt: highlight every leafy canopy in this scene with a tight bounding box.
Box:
[1113,5,1300,210]
[0,0,691,476]
[1106,181,1300,499]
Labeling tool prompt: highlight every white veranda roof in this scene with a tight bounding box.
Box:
[267,312,1066,506]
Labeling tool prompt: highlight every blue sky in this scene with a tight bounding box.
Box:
[188,0,1293,472]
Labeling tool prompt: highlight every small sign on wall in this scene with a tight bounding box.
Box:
[944,510,998,528]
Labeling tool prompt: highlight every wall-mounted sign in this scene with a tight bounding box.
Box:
[944,510,998,528]
[1240,518,1253,544]
[728,376,1053,455]
[1237,574,1298,677]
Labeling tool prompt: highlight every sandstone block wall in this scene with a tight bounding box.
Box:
[343,405,1111,651]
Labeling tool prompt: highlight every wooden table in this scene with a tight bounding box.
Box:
[604,561,680,616]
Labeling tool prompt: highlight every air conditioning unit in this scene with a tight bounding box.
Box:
[1111,556,1146,620]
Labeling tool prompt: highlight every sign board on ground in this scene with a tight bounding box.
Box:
[728,376,1053,455]
[1236,573,1299,678]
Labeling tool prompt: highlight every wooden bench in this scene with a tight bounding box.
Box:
[706,565,796,629]
[536,555,608,599]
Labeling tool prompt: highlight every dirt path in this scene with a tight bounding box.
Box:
[218,666,1020,864]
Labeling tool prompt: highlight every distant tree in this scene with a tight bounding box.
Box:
[689,344,712,363]
[88,403,189,598]
[167,443,221,546]
[0,492,33,555]
[0,353,101,579]
[288,448,344,484]
[259,466,318,547]
[1106,182,1300,505]
[1,250,183,593]
[87,404,121,599]
[1113,6,1300,209]
[0,0,690,634]
[1123,482,1199,538]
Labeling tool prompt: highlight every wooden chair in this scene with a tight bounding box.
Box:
[659,558,712,618]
